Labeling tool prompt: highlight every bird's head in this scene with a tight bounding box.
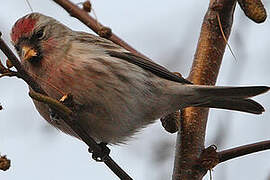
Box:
[11,13,71,64]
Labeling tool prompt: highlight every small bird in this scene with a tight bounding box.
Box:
[11,13,269,144]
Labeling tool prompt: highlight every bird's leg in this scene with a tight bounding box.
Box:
[59,94,111,161]
[59,93,74,108]
[88,142,111,162]
[58,93,111,161]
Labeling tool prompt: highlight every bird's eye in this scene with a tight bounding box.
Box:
[35,29,45,40]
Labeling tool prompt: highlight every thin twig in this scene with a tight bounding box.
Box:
[28,91,72,116]
[216,12,237,61]
[218,140,270,163]
[0,72,18,78]
[196,140,270,171]
[25,0,33,12]
[52,0,148,59]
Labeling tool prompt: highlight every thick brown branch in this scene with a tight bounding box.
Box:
[172,0,236,179]
[218,140,270,163]
[52,0,148,59]
[0,33,132,180]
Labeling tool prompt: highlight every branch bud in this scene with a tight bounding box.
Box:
[82,1,92,12]
[238,0,267,23]
[98,26,112,39]
[0,155,10,171]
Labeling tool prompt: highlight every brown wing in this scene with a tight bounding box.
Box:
[106,50,192,84]
[74,32,192,84]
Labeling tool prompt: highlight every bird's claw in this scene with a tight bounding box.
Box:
[49,108,61,125]
[59,93,74,108]
[88,142,110,162]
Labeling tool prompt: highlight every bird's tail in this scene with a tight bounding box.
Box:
[185,86,269,114]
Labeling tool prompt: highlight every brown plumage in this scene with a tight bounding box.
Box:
[11,13,269,144]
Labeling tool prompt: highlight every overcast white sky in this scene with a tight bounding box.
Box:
[0,1,270,180]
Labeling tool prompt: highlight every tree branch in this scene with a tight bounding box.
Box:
[195,140,270,172]
[172,0,237,179]
[28,91,73,116]
[173,0,268,178]
[218,140,270,163]
[0,33,133,180]
[52,0,148,59]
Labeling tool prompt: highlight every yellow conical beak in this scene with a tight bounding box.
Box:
[21,46,37,61]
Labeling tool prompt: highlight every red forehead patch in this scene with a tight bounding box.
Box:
[11,17,37,43]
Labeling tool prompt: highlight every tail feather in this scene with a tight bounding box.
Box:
[189,86,269,114]
[196,98,265,114]
[196,86,269,98]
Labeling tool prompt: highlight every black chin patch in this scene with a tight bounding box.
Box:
[28,54,42,65]
[28,44,43,65]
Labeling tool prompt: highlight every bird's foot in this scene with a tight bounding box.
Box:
[88,142,110,162]
[49,108,61,125]
[59,93,74,109]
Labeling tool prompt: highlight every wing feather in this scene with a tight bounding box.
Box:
[106,51,192,84]
[74,32,192,84]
